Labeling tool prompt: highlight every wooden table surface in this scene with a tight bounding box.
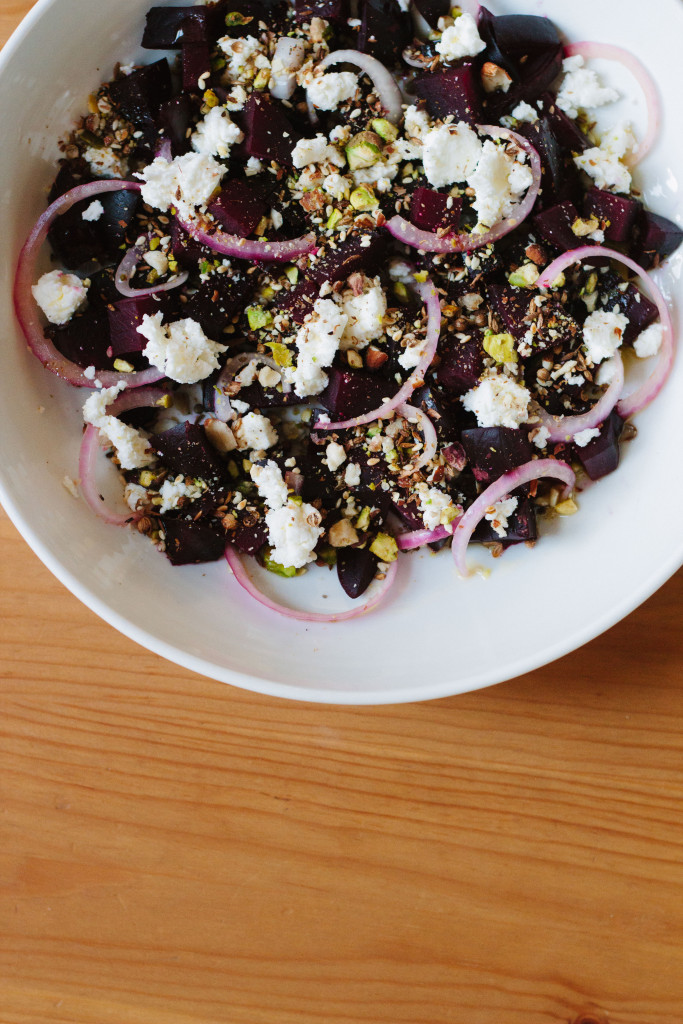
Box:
[2,3,683,1022]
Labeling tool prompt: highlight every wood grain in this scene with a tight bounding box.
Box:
[1,3,683,1022]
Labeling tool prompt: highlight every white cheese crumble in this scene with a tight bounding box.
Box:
[83,383,155,471]
[158,475,206,513]
[266,499,323,568]
[511,101,538,123]
[250,460,288,509]
[84,145,129,179]
[573,427,601,448]
[191,105,243,159]
[218,34,270,83]
[466,140,533,227]
[32,270,88,325]
[404,105,432,142]
[574,123,635,194]
[125,482,148,511]
[143,250,169,276]
[557,55,619,120]
[245,156,264,176]
[398,341,424,371]
[136,312,227,384]
[532,425,550,450]
[435,13,486,61]
[633,321,664,358]
[286,296,348,398]
[582,309,629,364]
[461,374,531,428]
[135,152,224,220]
[484,496,518,538]
[340,277,386,350]
[416,484,455,531]
[82,199,104,222]
[325,441,347,471]
[422,122,482,188]
[322,172,350,199]
[232,412,278,451]
[291,134,345,169]
[306,71,358,111]
[344,463,361,487]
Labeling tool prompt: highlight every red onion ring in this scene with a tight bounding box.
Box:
[387,126,541,253]
[78,386,167,526]
[452,458,576,577]
[536,246,674,419]
[271,36,306,100]
[320,49,403,122]
[396,523,454,550]
[533,353,624,442]
[397,402,438,471]
[402,48,429,70]
[177,215,316,263]
[316,273,441,431]
[225,545,398,621]
[14,180,165,389]
[115,236,189,297]
[563,42,661,166]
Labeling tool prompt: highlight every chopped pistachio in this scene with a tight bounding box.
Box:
[246,305,272,331]
[225,10,253,25]
[554,497,578,516]
[345,131,383,171]
[392,281,410,304]
[203,89,220,108]
[482,330,517,364]
[262,548,298,577]
[78,128,103,149]
[265,341,293,367]
[571,214,600,237]
[285,265,299,285]
[113,358,134,372]
[317,543,338,566]
[413,270,429,283]
[242,458,252,474]
[155,394,172,408]
[369,532,398,562]
[349,185,378,211]
[139,470,156,487]
[227,459,240,478]
[508,263,539,289]
[148,236,160,251]
[253,68,270,91]
[585,271,599,295]
[551,271,566,288]
[326,207,343,230]
[371,118,398,143]
[355,506,372,532]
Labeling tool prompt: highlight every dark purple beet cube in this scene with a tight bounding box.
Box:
[48,309,113,370]
[487,282,533,339]
[534,200,588,252]
[164,517,226,565]
[142,6,223,47]
[233,520,268,555]
[414,64,483,124]
[358,0,410,65]
[413,0,449,28]
[477,8,562,115]
[461,426,534,484]
[337,545,379,600]
[157,96,195,157]
[537,92,591,153]
[391,497,426,533]
[184,268,255,337]
[47,189,141,271]
[597,277,659,346]
[576,410,624,480]
[108,59,173,125]
[410,187,462,233]
[182,40,212,93]
[472,495,537,544]
[584,188,642,244]
[437,337,484,396]
[170,219,217,269]
[108,295,174,356]
[152,422,229,492]
[242,93,300,167]
[208,179,269,237]
[295,0,349,21]
[411,382,466,447]
[635,210,683,269]
[518,117,582,209]
[320,368,389,420]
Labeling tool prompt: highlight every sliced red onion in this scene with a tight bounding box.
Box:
[452,458,576,577]
[396,524,453,550]
[320,49,403,122]
[271,36,306,100]
[78,386,167,526]
[397,402,438,471]
[14,179,165,389]
[225,545,398,621]
[563,42,660,166]
[536,246,674,419]
[177,214,316,263]
[316,274,441,431]
[533,353,624,442]
[387,125,541,253]
[410,5,432,41]
[402,47,429,69]
[115,236,189,297]
[155,138,172,162]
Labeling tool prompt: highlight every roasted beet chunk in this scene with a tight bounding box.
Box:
[412,0,449,28]
[337,545,379,600]
[487,282,532,339]
[157,96,195,157]
[517,118,582,210]
[108,59,173,126]
[47,188,141,271]
[207,179,270,237]
[295,0,349,21]
[163,517,226,565]
[597,273,658,345]
[534,200,588,252]
[242,93,300,166]
[182,40,212,93]
[233,520,268,555]
[170,219,217,269]
[461,426,534,483]
[142,5,223,47]
[414,64,483,124]
[184,268,255,337]
[410,187,462,233]
[437,336,484,396]
[358,0,410,65]
[48,309,113,370]
[584,188,642,244]
[477,8,562,114]
[320,368,389,420]
[537,92,591,154]
[635,210,683,269]
[108,295,176,357]
[472,495,537,544]
[576,410,625,480]
[152,422,230,497]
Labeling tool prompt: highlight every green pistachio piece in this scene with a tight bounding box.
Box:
[369,532,398,562]
[246,305,272,331]
[284,265,299,285]
[262,548,298,577]
[265,341,293,367]
[371,118,398,142]
[326,207,343,229]
[225,11,253,25]
[349,185,379,211]
[345,131,383,171]
[355,506,372,532]
[482,330,518,364]
[508,263,540,289]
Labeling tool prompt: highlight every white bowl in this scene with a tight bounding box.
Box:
[1,0,682,704]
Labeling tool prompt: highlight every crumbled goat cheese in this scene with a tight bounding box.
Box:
[270,208,283,231]
[83,384,154,471]
[416,484,455,531]
[532,425,550,449]
[484,496,518,538]
[422,122,482,188]
[191,105,243,159]
[218,34,270,83]
[291,134,345,169]
[245,156,264,176]
[398,341,424,371]
[158,475,206,513]
[225,85,248,110]
[143,250,169,276]
[84,145,128,179]
[286,297,348,398]
[32,270,88,325]
[573,427,601,448]
[344,463,361,487]
[582,309,629,364]
[135,152,224,220]
[466,140,533,227]
[596,360,618,386]
[435,13,486,61]
[250,460,288,509]
[232,412,278,451]
[574,123,635,194]
[137,312,227,384]
[557,55,618,119]
[340,277,386,350]
[325,441,347,471]
[266,499,323,569]
[322,172,350,199]
[82,199,104,222]
[462,374,531,428]
[404,105,431,141]
[511,101,538,123]
[306,71,358,110]
[634,321,664,358]
[125,482,148,511]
